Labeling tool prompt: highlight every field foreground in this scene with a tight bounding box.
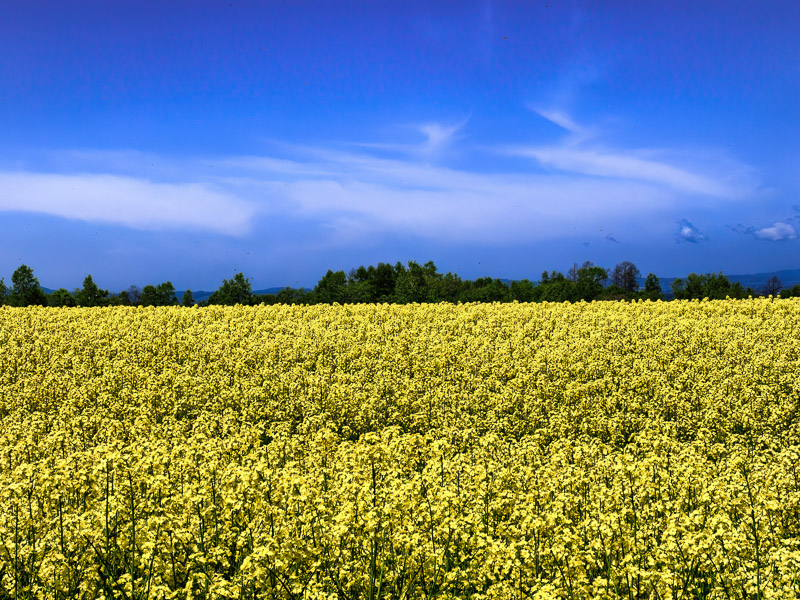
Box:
[0,300,799,599]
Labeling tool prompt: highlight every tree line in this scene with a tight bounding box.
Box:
[0,261,798,308]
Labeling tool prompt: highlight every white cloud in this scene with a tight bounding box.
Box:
[676,218,708,243]
[247,157,677,244]
[0,172,255,235]
[754,222,797,241]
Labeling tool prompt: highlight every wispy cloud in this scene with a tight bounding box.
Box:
[533,108,585,135]
[345,118,469,158]
[209,147,684,245]
[676,218,708,243]
[0,113,760,248]
[0,172,255,235]
[418,118,469,154]
[531,107,594,142]
[519,107,757,199]
[511,145,749,198]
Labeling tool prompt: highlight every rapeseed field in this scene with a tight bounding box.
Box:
[0,299,798,599]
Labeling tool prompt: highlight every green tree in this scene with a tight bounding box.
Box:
[670,278,685,299]
[575,262,608,300]
[208,273,253,305]
[313,270,348,304]
[537,278,578,302]
[458,277,510,303]
[541,270,566,284]
[48,288,76,307]
[0,278,6,306]
[373,262,398,302]
[182,289,195,307]
[140,282,179,306]
[422,260,442,286]
[108,290,131,306]
[509,279,535,302]
[598,284,629,301]
[156,282,178,306]
[346,266,378,303]
[350,265,372,283]
[346,267,377,303]
[685,273,709,299]
[704,272,736,300]
[642,273,662,300]
[9,264,47,306]
[395,260,448,302]
[139,285,159,306]
[74,275,110,307]
[779,284,800,299]
[346,280,374,304]
[532,271,578,302]
[274,287,311,305]
[671,271,748,300]
[728,281,747,299]
[429,271,463,303]
[671,273,707,300]
[255,292,278,305]
[394,261,428,303]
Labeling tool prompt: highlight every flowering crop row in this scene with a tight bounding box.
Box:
[0,299,798,599]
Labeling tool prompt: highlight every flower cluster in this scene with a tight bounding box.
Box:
[0,299,799,599]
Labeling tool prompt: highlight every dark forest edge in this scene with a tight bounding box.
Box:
[0,260,798,308]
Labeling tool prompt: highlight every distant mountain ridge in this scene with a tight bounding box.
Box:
[39,268,800,302]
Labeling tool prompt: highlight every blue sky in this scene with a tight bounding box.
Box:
[1,1,799,292]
